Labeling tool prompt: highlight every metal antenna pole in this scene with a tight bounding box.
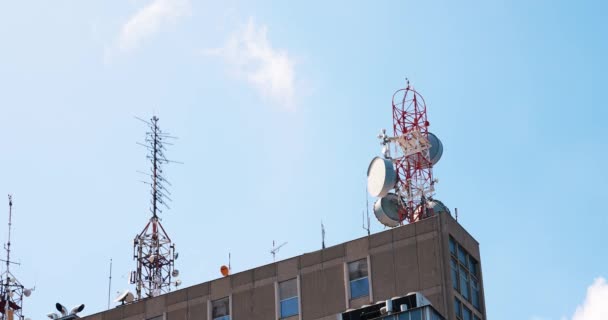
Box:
[107,258,112,309]
[321,222,326,249]
[6,195,12,276]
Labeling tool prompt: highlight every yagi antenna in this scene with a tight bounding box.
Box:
[270,241,287,262]
[131,116,181,300]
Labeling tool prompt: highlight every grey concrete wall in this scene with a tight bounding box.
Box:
[82,214,484,320]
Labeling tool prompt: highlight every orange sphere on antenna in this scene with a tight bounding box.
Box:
[220,265,230,277]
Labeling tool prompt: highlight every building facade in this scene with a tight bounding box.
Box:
[82,213,485,320]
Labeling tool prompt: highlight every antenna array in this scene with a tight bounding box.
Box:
[1,196,33,320]
[131,116,180,300]
[367,80,445,227]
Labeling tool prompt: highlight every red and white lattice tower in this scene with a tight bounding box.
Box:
[130,116,180,300]
[391,80,437,223]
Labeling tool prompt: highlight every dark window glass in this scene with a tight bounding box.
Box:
[473,315,482,320]
[460,265,470,300]
[410,309,422,320]
[468,256,478,276]
[463,306,472,320]
[457,245,467,265]
[348,259,369,299]
[280,297,298,318]
[451,258,459,291]
[212,297,230,320]
[279,279,298,299]
[348,259,368,280]
[471,278,480,309]
[350,277,369,299]
[279,279,298,318]
[454,297,462,319]
[449,237,456,255]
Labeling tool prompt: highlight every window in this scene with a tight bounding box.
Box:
[450,236,482,312]
[454,297,462,319]
[459,265,470,301]
[462,306,472,320]
[211,297,230,320]
[348,259,369,299]
[468,256,478,277]
[471,278,480,309]
[473,315,482,320]
[409,309,422,320]
[279,279,299,318]
[450,258,459,291]
[457,245,467,265]
[449,237,456,255]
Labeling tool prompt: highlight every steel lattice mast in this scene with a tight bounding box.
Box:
[390,80,437,223]
[131,116,179,300]
[0,196,32,320]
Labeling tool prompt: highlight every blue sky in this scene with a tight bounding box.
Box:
[0,1,607,319]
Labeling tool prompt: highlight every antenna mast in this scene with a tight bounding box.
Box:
[270,241,287,262]
[367,79,445,227]
[321,222,326,249]
[1,195,32,320]
[131,116,180,300]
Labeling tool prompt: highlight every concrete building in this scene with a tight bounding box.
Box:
[82,213,485,320]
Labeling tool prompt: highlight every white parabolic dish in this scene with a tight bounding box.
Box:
[373,193,402,227]
[367,157,397,197]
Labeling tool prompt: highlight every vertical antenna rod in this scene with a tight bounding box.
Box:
[321,222,326,249]
[363,187,370,236]
[5,195,12,275]
[1,195,32,320]
[107,259,112,309]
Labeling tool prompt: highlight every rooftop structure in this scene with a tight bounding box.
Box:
[81,212,485,320]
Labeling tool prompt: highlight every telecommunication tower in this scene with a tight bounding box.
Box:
[1,196,33,320]
[130,116,180,300]
[367,80,445,226]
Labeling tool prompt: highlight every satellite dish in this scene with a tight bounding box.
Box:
[114,290,134,304]
[373,193,402,227]
[427,132,443,166]
[367,157,397,197]
[56,303,68,317]
[414,199,450,221]
[23,288,32,297]
[171,269,179,277]
[69,304,85,315]
[175,279,182,286]
[46,313,58,320]
[220,265,230,277]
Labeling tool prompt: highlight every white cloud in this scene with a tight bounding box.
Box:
[571,277,608,320]
[206,18,297,110]
[113,0,191,53]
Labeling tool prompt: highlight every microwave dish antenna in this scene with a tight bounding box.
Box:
[367,80,445,225]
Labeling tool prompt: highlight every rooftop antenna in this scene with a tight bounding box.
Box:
[270,241,287,262]
[363,187,371,236]
[1,195,34,320]
[367,79,445,227]
[321,222,326,249]
[131,116,181,300]
[107,259,112,310]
